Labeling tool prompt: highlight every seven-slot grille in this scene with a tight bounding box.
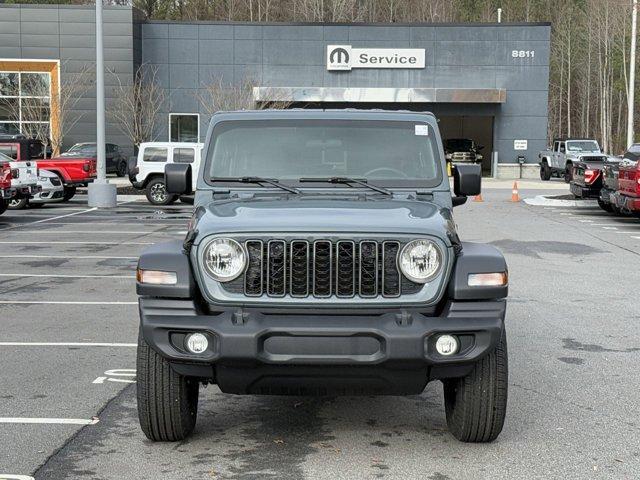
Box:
[229,239,423,299]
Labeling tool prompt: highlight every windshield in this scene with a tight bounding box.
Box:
[62,144,96,156]
[445,139,473,151]
[566,141,600,153]
[207,119,441,185]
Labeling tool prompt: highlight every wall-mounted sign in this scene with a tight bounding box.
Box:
[514,139,528,150]
[327,45,426,71]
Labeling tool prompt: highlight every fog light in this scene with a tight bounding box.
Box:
[185,333,208,354]
[435,335,459,356]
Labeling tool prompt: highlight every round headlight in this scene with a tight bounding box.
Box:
[203,238,246,282]
[399,240,442,283]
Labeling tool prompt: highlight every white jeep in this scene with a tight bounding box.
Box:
[128,142,203,205]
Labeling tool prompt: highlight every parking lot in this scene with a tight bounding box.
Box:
[1,184,639,480]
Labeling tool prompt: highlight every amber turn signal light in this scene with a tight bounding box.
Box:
[467,272,508,287]
[136,269,178,285]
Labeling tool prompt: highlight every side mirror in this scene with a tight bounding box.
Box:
[165,163,192,194]
[453,163,481,197]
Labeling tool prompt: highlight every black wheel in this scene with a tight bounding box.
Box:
[597,199,613,213]
[0,199,7,215]
[63,186,77,202]
[443,329,508,443]
[564,163,573,183]
[145,177,176,206]
[116,161,127,177]
[8,197,28,210]
[539,161,552,181]
[136,333,199,442]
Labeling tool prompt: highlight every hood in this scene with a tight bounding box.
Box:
[193,194,457,246]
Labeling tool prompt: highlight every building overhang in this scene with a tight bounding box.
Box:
[254,87,506,104]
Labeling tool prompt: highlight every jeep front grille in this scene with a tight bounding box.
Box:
[225,239,422,299]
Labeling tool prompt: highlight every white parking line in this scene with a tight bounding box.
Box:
[0,474,35,479]
[601,226,618,230]
[0,241,153,245]
[0,301,137,305]
[0,417,99,425]
[632,236,640,240]
[2,255,138,259]
[0,273,134,279]
[0,207,98,231]
[0,342,136,347]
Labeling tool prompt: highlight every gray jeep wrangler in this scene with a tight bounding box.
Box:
[135,109,509,443]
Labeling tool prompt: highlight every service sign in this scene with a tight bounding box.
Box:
[327,45,426,71]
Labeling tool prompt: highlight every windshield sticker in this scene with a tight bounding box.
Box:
[415,125,429,136]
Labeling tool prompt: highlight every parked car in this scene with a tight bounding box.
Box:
[129,142,203,205]
[0,151,40,205]
[0,158,12,215]
[61,143,128,177]
[598,158,626,213]
[539,138,607,182]
[444,138,484,164]
[9,169,64,209]
[612,144,640,218]
[569,157,608,198]
[135,110,509,444]
[0,139,97,201]
[0,136,51,159]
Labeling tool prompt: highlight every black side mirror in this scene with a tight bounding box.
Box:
[165,163,192,194]
[453,163,481,197]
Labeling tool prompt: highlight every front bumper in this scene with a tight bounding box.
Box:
[612,192,640,213]
[140,297,506,394]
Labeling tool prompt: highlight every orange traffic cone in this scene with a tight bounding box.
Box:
[473,193,484,202]
[511,181,520,202]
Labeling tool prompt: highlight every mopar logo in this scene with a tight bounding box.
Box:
[329,47,349,65]
[327,45,352,70]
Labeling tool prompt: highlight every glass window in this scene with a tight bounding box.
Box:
[0,98,18,121]
[21,73,50,97]
[0,71,51,139]
[170,114,199,143]
[207,120,441,184]
[0,144,18,159]
[174,147,195,163]
[0,73,19,96]
[143,147,168,162]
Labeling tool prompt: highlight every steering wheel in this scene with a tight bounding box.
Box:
[363,167,409,178]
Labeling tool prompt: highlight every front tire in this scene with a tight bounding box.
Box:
[9,197,28,210]
[443,329,508,443]
[539,161,551,181]
[63,186,76,202]
[145,177,176,206]
[136,334,199,442]
[116,161,127,177]
[564,163,573,183]
[0,199,7,215]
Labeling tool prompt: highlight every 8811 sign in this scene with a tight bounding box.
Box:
[512,50,535,58]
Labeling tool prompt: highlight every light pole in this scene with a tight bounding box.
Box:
[88,0,117,207]
[628,0,638,149]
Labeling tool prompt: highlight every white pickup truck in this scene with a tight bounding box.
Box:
[0,152,39,210]
[538,139,608,182]
[129,142,203,205]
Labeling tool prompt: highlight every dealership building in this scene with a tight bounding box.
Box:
[0,4,551,178]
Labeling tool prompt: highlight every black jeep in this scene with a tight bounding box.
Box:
[135,110,509,443]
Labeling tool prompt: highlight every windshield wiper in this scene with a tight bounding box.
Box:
[299,177,392,196]
[210,176,300,194]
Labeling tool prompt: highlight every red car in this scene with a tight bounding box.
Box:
[0,139,96,201]
[612,144,640,218]
[0,160,12,215]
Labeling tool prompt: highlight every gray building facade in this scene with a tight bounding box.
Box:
[0,4,551,177]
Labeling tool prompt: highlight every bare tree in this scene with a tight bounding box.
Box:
[107,64,166,150]
[195,75,291,116]
[50,64,94,157]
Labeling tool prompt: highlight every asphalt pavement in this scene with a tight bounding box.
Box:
[1,185,639,480]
